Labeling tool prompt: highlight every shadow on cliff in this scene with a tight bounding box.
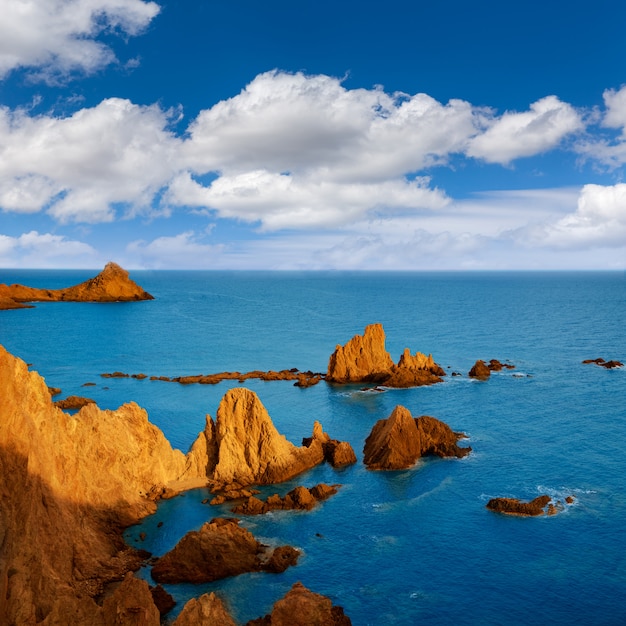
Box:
[0,442,153,625]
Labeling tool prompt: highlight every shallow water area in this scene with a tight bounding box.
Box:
[2,270,625,624]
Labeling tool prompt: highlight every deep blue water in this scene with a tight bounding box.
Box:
[1,271,625,625]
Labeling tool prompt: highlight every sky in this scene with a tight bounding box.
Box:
[0,0,625,270]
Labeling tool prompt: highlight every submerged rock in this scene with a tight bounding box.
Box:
[363,405,471,470]
[582,357,624,369]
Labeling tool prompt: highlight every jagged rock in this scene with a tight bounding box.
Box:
[173,593,237,626]
[468,359,491,379]
[201,388,327,487]
[487,359,515,371]
[232,484,340,515]
[327,324,444,388]
[302,421,357,468]
[363,405,471,470]
[0,262,153,306]
[151,517,299,584]
[101,573,161,625]
[247,581,352,626]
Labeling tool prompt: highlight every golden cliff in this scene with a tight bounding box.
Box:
[0,345,344,624]
[0,262,153,309]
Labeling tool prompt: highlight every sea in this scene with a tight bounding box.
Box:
[1,270,625,625]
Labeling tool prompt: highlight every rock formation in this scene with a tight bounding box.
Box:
[582,357,624,369]
[247,581,352,626]
[173,593,237,626]
[53,394,96,410]
[199,387,329,488]
[468,359,491,379]
[232,483,339,515]
[0,345,347,624]
[363,405,471,470]
[0,262,153,309]
[151,517,299,584]
[327,324,445,388]
[486,494,575,516]
[302,421,357,468]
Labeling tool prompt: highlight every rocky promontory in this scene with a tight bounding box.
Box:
[0,262,153,309]
[0,344,351,624]
[327,324,445,388]
[363,404,471,470]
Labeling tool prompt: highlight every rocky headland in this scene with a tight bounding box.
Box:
[363,404,471,470]
[0,262,153,309]
[0,344,351,624]
[327,323,445,387]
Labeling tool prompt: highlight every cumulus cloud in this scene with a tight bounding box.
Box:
[0,230,97,267]
[520,183,626,249]
[0,0,160,82]
[467,96,583,164]
[166,170,449,230]
[0,98,181,223]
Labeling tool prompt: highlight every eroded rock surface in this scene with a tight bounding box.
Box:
[486,494,575,516]
[173,593,237,626]
[363,405,471,470]
[327,324,444,388]
[232,483,339,515]
[151,517,299,584]
[0,262,153,309]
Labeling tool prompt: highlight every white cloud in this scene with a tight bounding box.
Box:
[0,98,181,223]
[126,231,225,269]
[166,170,449,230]
[0,230,97,267]
[0,0,160,82]
[519,183,626,249]
[467,96,583,164]
[602,85,626,135]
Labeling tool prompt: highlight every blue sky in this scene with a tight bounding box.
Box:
[0,0,625,270]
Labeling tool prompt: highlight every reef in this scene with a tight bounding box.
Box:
[582,357,624,369]
[0,262,153,309]
[363,404,471,470]
[232,483,340,515]
[486,494,575,516]
[326,323,445,388]
[469,358,516,379]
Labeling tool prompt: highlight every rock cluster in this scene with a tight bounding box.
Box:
[327,324,445,388]
[486,494,575,516]
[582,357,624,369]
[363,405,471,470]
[468,358,515,379]
[232,483,339,515]
[151,517,299,584]
[0,262,153,309]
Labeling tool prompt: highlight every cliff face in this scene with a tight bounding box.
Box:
[363,405,471,470]
[0,345,207,624]
[0,262,153,308]
[327,324,444,388]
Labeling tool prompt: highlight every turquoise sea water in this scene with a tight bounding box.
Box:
[1,271,625,625]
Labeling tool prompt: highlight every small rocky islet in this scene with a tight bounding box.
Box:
[0,265,594,624]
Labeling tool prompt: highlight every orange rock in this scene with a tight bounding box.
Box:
[363,405,471,470]
[468,359,491,379]
[173,593,237,626]
[0,262,153,306]
[486,495,552,516]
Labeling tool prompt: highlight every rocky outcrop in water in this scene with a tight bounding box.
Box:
[247,581,352,626]
[173,592,237,626]
[151,517,299,584]
[327,324,444,388]
[363,405,471,470]
[582,357,624,369]
[0,262,153,309]
[232,483,339,515]
[486,494,575,516]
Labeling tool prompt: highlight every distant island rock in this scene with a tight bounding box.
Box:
[582,357,624,369]
[327,323,445,388]
[151,517,299,584]
[363,404,471,470]
[0,261,153,309]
